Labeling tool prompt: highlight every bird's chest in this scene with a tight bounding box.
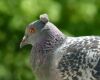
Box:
[30,50,53,80]
[30,51,51,70]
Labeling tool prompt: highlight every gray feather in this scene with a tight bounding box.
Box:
[54,36,100,80]
[21,14,100,80]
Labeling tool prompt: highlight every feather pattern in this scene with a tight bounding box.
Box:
[20,14,100,80]
[54,36,100,80]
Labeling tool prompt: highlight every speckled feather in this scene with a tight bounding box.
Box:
[54,36,100,80]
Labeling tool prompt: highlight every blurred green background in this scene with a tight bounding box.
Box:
[0,0,100,80]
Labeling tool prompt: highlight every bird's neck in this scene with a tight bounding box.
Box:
[36,28,65,53]
[31,27,65,80]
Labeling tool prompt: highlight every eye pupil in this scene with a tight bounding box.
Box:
[29,28,35,33]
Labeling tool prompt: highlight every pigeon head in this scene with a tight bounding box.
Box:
[20,14,49,48]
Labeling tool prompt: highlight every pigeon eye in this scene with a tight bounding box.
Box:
[29,28,35,33]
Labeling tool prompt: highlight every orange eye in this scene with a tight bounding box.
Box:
[29,28,35,33]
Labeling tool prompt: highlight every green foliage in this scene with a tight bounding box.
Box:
[0,0,100,80]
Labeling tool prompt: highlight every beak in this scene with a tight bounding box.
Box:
[20,36,27,48]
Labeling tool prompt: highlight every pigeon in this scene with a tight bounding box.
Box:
[20,14,100,80]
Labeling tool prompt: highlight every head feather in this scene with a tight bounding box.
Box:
[40,14,49,23]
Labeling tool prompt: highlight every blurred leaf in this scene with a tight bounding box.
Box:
[0,65,10,78]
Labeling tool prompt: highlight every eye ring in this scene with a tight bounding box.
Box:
[29,28,35,33]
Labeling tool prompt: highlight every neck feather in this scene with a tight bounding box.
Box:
[35,27,65,53]
[30,24,65,79]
